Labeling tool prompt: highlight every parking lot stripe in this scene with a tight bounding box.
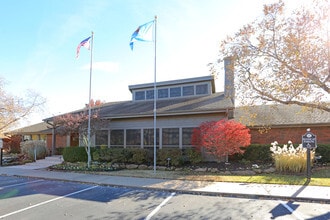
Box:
[145,192,176,220]
[280,201,305,220]
[0,180,44,190]
[0,185,98,218]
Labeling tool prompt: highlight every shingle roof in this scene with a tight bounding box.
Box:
[99,92,233,119]
[234,104,330,127]
[5,122,51,135]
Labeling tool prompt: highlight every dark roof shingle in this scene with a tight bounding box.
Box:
[99,92,233,118]
[235,104,330,127]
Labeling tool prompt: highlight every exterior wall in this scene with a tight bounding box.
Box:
[46,134,69,149]
[108,114,225,129]
[31,134,47,141]
[250,125,330,145]
[101,113,227,149]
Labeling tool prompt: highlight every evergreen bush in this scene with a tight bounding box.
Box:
[183,148,202,164]
[315,144,330,163]
[63,147,87,162]
[157,148,183,166]
[242,144,273,163]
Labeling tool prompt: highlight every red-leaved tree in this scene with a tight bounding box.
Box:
[192,119,251,162]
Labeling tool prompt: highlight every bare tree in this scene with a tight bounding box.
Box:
[215,0,330,112]
[0,78,45,133]
[52,102,106,166]
[54,110,104,143]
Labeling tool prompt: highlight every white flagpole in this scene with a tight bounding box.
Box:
[153,16,157,174]
[87,31,94,168]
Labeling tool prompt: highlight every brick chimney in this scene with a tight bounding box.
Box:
[224,57,235,106]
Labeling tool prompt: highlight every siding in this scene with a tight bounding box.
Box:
[106,113,227,129]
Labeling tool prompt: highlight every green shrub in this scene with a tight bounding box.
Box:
[20,140,48,160]
[183,148,202,164]
[93,148,137,164]
[92,148,111,162]
[315,144,330,163]
[144,148,155,165]
[242,144,273,163]
[121,148,133,163]
[100,144,107,150]
[55,147,65,155]
[63,147,88,162]
[130,148,148,164]
[157,148,184,166]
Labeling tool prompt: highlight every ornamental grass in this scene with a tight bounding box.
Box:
[270,141,314,173]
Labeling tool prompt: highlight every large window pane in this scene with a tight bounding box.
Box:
[162,128,179,146]
[158,88,168,99]
[135,91,145,100]
[182,127,195,145]
[110,130,124,146]
[143,128,159,146]
[183,85,194,96]
[170,87,181,97]
[196,84,208,95]
[146,90,154,100]
[95,130,108,147]
[126,129,141,146]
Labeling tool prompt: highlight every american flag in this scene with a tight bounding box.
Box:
[76,36,91,58]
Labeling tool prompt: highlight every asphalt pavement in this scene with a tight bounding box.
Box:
[0,155,329,204]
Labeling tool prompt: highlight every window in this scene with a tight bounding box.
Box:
[143,128,159,146]
[95,130,108,147]
[126,129,141,146]
[23,135,32,141]
[183,85,194,96]
[146,90,154,100]
[196,84,208,95]
[135,91,145,100]
[110,130,124,146]
[182,127,195,145]
[162,128,179,146]
[158,88,168,99]
[170,87,181,97]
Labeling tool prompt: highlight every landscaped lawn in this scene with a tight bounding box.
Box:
[50,162,330,187]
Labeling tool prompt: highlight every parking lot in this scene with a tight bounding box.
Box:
[1,176,329,220]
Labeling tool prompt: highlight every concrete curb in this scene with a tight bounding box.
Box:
[3,171,329,204]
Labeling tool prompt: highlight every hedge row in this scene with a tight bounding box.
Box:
[92,147,202,166]
[62,147,202,165]
[62,144,330,164]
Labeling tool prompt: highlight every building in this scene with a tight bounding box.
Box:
[235,104,330,145]
[6,122,50,141]
[6,57,330,155]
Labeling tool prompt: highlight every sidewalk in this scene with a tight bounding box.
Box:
[0,156,329,203]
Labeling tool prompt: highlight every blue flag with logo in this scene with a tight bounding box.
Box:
[130,20,154,50]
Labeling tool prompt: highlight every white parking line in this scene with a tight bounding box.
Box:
[145,192,176,220]
[0,185,98,218]
[279,201,305,220]
[0,180,44,190]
